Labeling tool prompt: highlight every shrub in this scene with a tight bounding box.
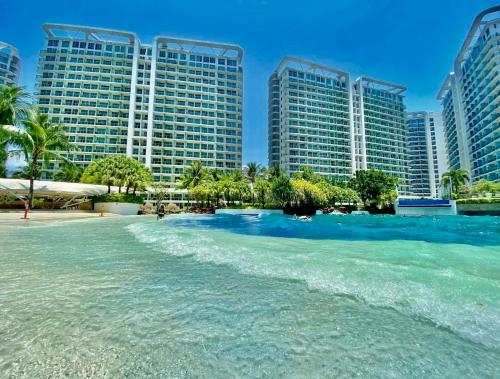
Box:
[456,198,500,204]
[165,202,181,214]
[93,193,144,204]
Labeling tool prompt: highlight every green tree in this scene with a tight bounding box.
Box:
[254,177,271,208]
[81,155,152,194]
[53,162,83,183]
[267,164,282,180]
[271,174,293,208]
[340,187,360,205]
[292,166,321,183]
[244,162,263,184]
[290,178,326,209]
[4,111,72,207]
[470,179,500,196]
[349,169,399,206]
[189,181,215,207]
[208,168,221,182]
[441,169,470,199]
[177,161,207,189]
[0,86,31,177]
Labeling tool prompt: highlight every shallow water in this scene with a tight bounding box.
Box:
[0,214,499,378]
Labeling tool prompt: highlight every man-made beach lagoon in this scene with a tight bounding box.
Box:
[0,213,499,377]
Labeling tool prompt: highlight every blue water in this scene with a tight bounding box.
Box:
[0,214,499,378]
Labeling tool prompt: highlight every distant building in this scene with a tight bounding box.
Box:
[0,41,20,87]
[352,77,410,195]
[437,6,500,183]
[407,111,447,198]
[35,24,243,185]
[267,57,352,181]
[268,56,410,194]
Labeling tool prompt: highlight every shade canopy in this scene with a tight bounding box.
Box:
[0,178,116,198]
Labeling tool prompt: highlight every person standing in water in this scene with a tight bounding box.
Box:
[157,203,166,220]
[23,199,29,220]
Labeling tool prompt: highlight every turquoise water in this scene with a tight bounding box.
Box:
[0,214,499,378]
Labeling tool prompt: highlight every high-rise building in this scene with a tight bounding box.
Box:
[352,77,410,194]
[267,57,352,180]
[437,6,499,183]
[35,24,243,185]
[0,41,20,87]
[407,111,447,198]
[268,56,410,193]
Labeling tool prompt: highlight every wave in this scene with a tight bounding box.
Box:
[126,219,500,349]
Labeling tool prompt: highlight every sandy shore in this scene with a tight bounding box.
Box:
[0,210,121,225]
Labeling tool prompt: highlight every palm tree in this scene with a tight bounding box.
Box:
[268,163,282,180]
[244,162,263,184]
[208,168,221,181]
[441,169,469,198]
[81,155,151,195]
[178,161,207,189]
[5,111,72,208]
[0,86,30,125]
[53,162,83,183]
[0,86,31,177]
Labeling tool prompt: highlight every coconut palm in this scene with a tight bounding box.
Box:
[0,86,31,177]
[208,168,221,181]
[53,162,83,183]
[130,164,153,195]
[268,163,282,180]
[244,162,263,184]
[81,154,152,194]
[4,111,72,207]
[0,86,30,126]
[178,161,207,189]
[441,169,469,198]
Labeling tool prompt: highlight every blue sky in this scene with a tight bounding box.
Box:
[1,0,497,165]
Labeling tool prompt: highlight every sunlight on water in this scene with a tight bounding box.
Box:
[0,214,499,377]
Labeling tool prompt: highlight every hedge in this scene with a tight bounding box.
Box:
[456,198,500,204]
[93,193,144,204]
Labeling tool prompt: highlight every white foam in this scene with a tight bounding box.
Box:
[126,221,500,348]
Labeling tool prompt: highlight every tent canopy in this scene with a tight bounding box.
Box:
[0,178,116,198]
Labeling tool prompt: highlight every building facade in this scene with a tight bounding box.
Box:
[353,77,410,194]
[269,57,410,193]
[35,24,243,185]
[437,6,499,183]
[267,57,352,181]
[0,41,20,87]
[407,111,447,198]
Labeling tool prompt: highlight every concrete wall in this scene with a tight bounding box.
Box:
[94,202,141,215]
[395,201,457,216]
[216,209,283,215]
[457,203,500,216]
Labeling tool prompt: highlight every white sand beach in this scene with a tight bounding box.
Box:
[0,210,120,226]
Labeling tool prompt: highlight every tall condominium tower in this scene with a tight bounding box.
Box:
[268,57,410,194]
[35,24,243,185]
[352,77,410,194]
[267,57,352,180]
[407,111,447,198]
[0,41,20,87]
[437,6,499,183]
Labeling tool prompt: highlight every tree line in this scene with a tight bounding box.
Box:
[1,85,401,212]
[177,161,400,213]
